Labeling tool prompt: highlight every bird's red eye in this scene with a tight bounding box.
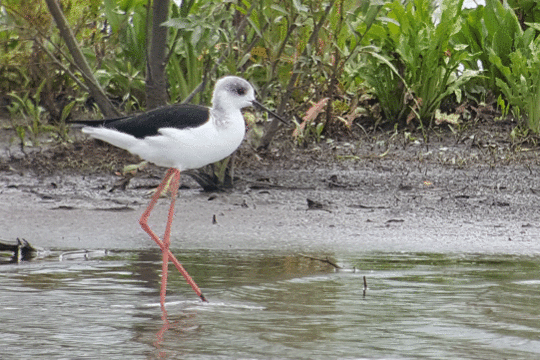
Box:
[236,87,246,95]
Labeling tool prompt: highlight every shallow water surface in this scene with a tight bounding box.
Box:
[1,250,539,359]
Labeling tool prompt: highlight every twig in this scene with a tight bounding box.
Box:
[182,2,255,104]
[44,0,120,117]
[35,37,89,92]
[261,18,297,99]
[363,276,368,297]
[239,22,269,69]
[258,0,336,149]
[299,254,341,269]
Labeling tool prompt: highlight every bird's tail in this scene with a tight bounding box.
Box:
[81,127,139,151]
[69,115,131,128]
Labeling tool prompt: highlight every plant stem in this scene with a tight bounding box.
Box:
[44,0,120,118]
[258,0,336,149]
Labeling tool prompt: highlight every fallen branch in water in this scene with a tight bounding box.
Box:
[363,275,368,297]
[299,254,341,269]
[300,254,370,297]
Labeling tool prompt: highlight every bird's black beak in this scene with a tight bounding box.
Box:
[252,100,288,125]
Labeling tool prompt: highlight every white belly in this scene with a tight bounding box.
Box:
[131,117,246,170]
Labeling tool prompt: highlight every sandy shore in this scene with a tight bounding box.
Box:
[2,159,539,255]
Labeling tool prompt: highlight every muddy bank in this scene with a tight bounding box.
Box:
[1,128,539,255]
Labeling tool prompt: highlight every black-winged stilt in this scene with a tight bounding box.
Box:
[82,76,286,306]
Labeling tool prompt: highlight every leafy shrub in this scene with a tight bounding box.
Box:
[490,28,540,133]
[361,0,477,128]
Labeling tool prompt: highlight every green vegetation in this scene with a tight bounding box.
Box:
[362,0,478,132]
[2,0,540,149]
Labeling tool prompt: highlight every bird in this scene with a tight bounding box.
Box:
[81,76,287,307]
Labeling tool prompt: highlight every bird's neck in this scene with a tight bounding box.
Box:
[210,106,242,128]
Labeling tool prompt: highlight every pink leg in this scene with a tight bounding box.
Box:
[139,168,207,303]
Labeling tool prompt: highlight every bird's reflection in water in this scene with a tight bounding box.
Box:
[153,303,201,356]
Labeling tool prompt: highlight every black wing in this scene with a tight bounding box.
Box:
[76,104,211,139]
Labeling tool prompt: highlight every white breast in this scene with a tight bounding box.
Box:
[129,112,246,170]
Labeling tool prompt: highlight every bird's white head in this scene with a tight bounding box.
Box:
[211,76,256,113]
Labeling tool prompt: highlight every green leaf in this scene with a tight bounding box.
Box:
[61,100,77,123]
[163,18,190,30]
[292,0,309,13]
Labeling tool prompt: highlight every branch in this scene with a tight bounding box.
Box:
[258,0,336,149]
[363,276,368,297]
[181,2,255,104]
[299,254,341,269]
[35,37,89,92]
[44,0,120,118]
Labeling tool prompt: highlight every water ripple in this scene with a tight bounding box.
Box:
[0,250,538,359]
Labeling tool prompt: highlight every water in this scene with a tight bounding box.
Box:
[0,250,539,359]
